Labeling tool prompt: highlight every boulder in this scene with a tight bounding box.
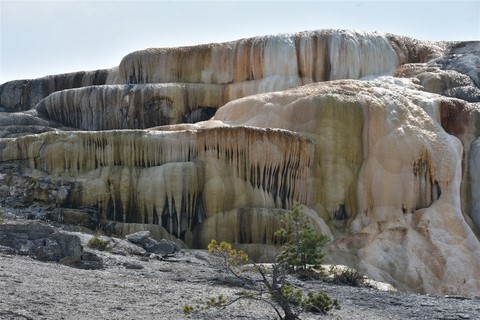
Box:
[0,221,102,268]
[75,251,104,270]
[124,230,180,256]
[0,222,55,253]
[34,238,62,261]
[30,231,83,263]
[52,232,82,261]
[125,231,151,245]
[145,239,179,256]
[110,239,147,256]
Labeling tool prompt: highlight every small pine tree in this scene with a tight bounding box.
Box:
[196,206,337,320]
[275,203,329,272]
[208,239,248,276]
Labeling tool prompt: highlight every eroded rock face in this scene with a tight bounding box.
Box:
[0,221,103,269]
[0,126,313,246]
[212,80,480,295]
[0,69,111,112]
[35,84,224,130]
[1,29,479,296]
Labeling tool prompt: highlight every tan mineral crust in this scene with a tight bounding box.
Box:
[1,29,479,296]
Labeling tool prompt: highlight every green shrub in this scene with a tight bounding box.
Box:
[182,295,227,316]
[281,284,338,315]
[206,295,227,307]
[301,291,339,314]
[208,239,248,275]
[183,304,194,315]
[87,235,111,251]
[331,267,365,287]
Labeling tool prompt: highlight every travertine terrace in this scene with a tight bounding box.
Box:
[1,29,479,296]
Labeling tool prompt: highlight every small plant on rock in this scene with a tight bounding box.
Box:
[300,291,339,314]
[208,239,248,276]
[87,235,111,251]
[183,295,228,316]
[183,304,195,315]
[206,294,227,307]
[331,267,366,287]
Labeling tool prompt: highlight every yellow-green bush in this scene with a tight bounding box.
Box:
[87,235,111,251]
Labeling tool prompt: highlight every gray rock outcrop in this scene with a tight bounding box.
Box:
[0,221,103,269]
[124,230,180,256]
[110,239,147,256]
[145,239,180,255]
[125,230,152,245]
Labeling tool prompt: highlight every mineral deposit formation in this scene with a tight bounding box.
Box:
[1,29,479,296]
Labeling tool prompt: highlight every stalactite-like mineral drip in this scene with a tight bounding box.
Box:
[0,126,313,243]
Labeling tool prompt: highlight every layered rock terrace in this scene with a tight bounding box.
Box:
[1,29,480,296]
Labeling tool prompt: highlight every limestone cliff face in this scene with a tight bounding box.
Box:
[1,29,480,296]
[0,30,442,133]
[117,30,443,87]
[213,79,480,295]
[35,84,223,130]
[0,69,111,112]
[116,30,443,103]
[0,127,313,245]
